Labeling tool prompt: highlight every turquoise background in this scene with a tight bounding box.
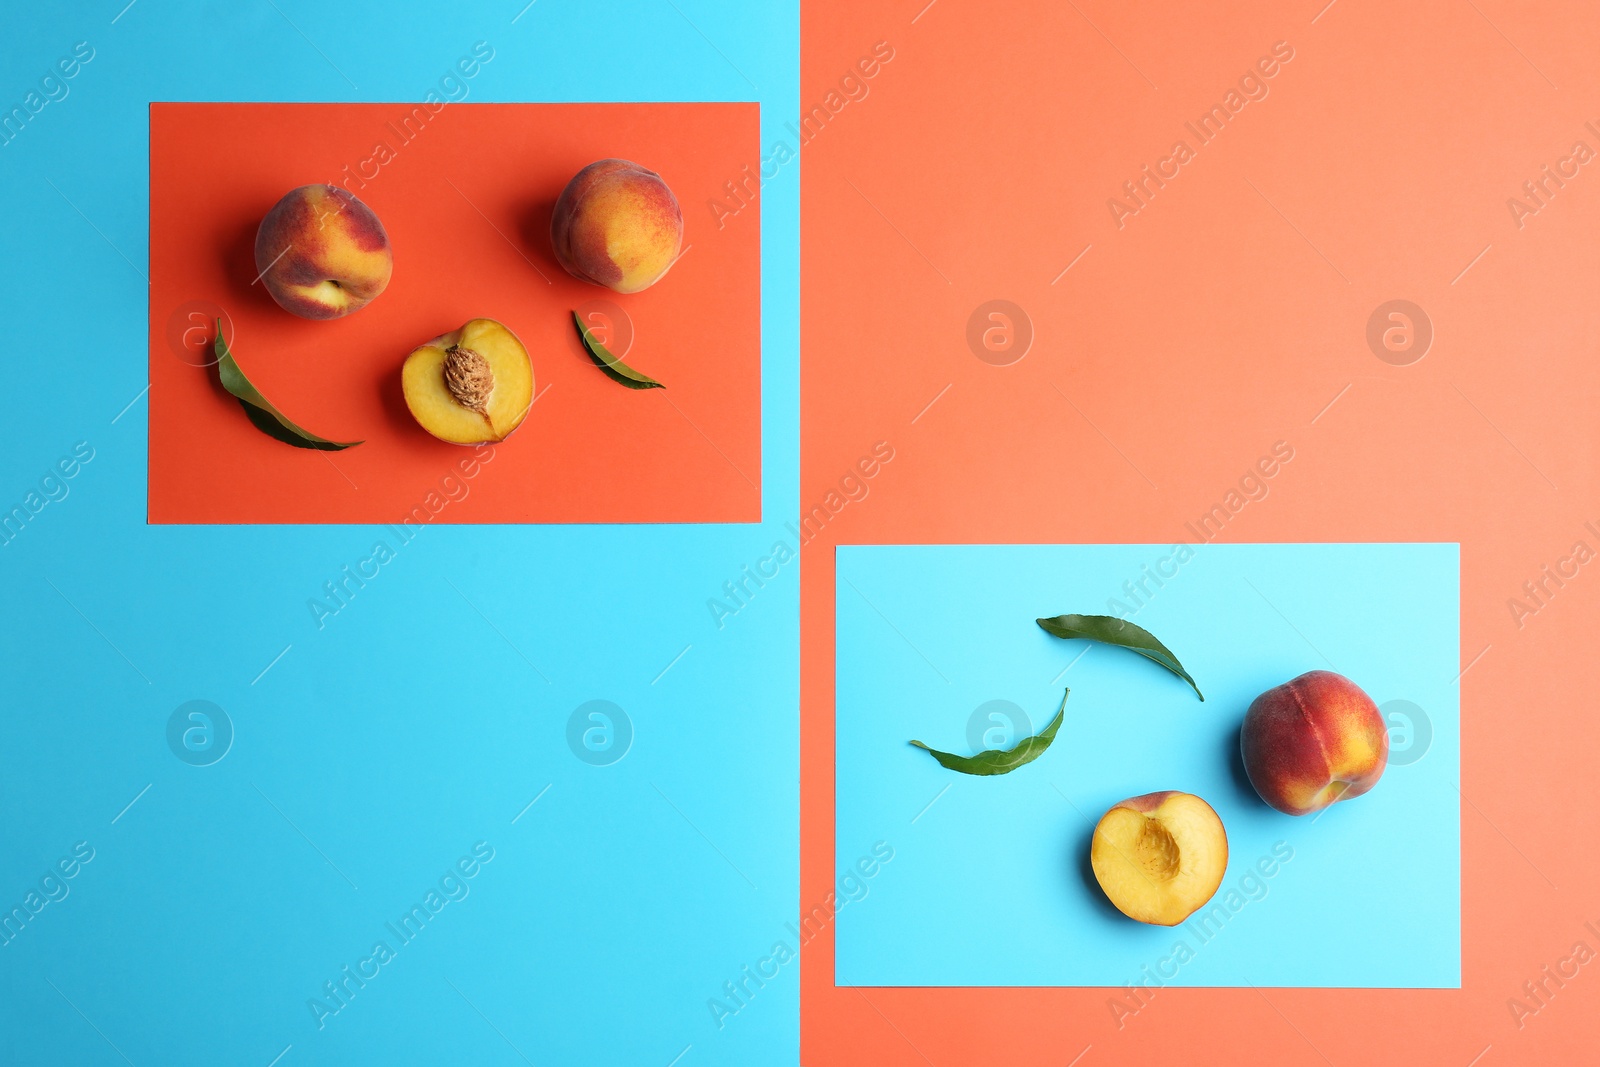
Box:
[0,3,798,1065]
[835,542,1460,987]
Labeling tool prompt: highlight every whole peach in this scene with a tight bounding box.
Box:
[1240,670,1388,816]
[550,159,683,294]
[254,184,392,319]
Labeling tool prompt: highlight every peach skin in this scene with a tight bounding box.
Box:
[1090,791,1228,926]
[550,159,683,293]
[1240,670,1389,816]
[254,184,393,319]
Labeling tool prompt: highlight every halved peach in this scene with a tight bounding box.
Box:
[1089,791,1228,926]
[402,318,533,444]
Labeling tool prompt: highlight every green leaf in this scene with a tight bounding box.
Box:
[1036,613,1203,701]
[573,311,665,390]
[213,321,362,451]
[910,689,1069,776]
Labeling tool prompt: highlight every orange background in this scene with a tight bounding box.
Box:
[149,102,759,524]
[802,1,1600,1063]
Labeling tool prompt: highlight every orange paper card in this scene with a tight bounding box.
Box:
[148,102,760,524]
[801,1,1600,1064]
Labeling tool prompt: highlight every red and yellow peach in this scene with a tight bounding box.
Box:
[550,159,682,294]
[254,184,393,319]
[1240,670,1388,816]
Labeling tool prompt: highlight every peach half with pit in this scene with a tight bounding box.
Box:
[550,159,683,294]
[254,184,393,319]
[402,319,534,444]
[1240,669,1388,816]
[1090,791,1228,926]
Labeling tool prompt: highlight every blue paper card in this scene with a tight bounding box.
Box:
[835,542,1460,988]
